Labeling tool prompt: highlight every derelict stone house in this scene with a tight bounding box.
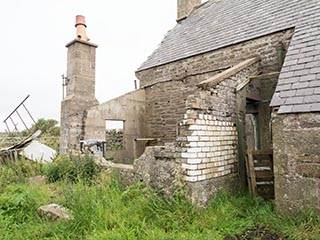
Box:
[61,0,320,212]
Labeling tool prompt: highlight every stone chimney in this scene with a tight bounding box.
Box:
[60,15,99,154]
[177,0,201,22]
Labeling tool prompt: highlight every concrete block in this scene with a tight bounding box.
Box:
[198,163,207,169]
[189,125,202,130]
[218,166,225,172]
[197,175,207,181]
[187,170,202,176]
[187,136,199,141]
[187,158,202,164]
[181,152,197,158]
[200,136,210,141]
[185,176,198,182]
[206,142,214,147]
[187,147,202,153]
[182,163,198,170]
[202,147,210,152]
[207,163,215,168]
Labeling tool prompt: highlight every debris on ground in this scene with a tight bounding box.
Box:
[38,203,74,221]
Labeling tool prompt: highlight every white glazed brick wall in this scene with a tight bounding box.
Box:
[181,113,238,182]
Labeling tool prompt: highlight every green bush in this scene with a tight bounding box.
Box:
[44,154,101,183]
[0,159,44,188]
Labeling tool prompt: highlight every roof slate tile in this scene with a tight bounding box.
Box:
[311,103,320,111]
[278,105,293,113]
[304,95,320,103]
[280,90,296,98]
[309,80,320,87]
[314,87,320,94]
[277,84,292,91]
[295,88,314,96]
[286,96,304,105]
[300,74,316,82]
[292,82,309,89]
[291,104,312,112]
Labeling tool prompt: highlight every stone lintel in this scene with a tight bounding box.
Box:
[197,57,260,87]
[65,39,98,48]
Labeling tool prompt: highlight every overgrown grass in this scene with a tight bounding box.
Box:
[44,154,101,183]
[0,159,43,188]
[0,158,319,239]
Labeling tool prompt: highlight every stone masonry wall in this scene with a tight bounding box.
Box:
[60,40,99,154]
[136,30,294,143]
[134,30,293,204]
[273,112,320,213]
[134,143,183,195]
[105,129,124,151]
[85,89,146,163]
[177,0,201,22]
[144,75,212,142]
[175,62,259,204]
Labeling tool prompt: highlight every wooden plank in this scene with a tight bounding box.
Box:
[252,155,272,161]
[251,149,273,155]
[247,151,257,196]
[198,57,260,87]
[134,138,156,141]
[256,176,274,182]
[245,155,253,194]
[254,162,272,168]
[248,71,280,80]
[256,170,273,178]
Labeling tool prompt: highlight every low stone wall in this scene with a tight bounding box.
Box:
[273,112,320,213]
[105,129,124,151]
[187,173,239,205]
[134,143,183,195]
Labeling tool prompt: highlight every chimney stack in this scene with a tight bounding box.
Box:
[75,15,90,41]
[60,15,98,154]
[177,0,201,22]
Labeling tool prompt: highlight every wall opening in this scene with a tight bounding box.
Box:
[105,120,124,161]
[246,100,260,151]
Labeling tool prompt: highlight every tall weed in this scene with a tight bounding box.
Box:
[0,163,319,240]
[44,154,101,183]
[0,159,43,188]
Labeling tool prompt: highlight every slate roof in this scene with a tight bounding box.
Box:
[137,0,320,114]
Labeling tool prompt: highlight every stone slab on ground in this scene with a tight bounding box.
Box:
[38,203,73,221]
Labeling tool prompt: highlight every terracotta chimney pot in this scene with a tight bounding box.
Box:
[75,15,90,41]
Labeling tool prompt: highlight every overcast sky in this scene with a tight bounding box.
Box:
[0,0,179,132]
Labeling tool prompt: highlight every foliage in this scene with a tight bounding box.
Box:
[44,154,101,183]
[22,118,60,137]
[0,159,319,239]
[0,159,44,188]
[19,118,60,151]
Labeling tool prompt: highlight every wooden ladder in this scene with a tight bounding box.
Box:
[246,149,274,199]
